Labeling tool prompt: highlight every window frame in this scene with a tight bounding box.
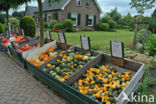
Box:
[76,0,82,7]
[88,14,94,27]
[71,13,78,26]
[86,0,90,8]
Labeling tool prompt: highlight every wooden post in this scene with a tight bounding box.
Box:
[142,23,149,50]
[133,23,139,50]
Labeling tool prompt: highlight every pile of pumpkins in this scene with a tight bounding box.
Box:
[27,46,58,67]
[42,50,95,82]
[72,65,131,104]
[0,34,26,46]
[17,43,40,53]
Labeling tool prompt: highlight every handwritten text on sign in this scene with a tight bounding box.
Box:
[111,41,124,58]
[81,36,90,50]
[58,32,66,44]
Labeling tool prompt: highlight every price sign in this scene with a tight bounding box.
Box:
[110,41,124,58]
[58,31,66,44]
[37,28,40,37]
[81,35,90,50]
[21,29,25,36]
[46,30,51,40]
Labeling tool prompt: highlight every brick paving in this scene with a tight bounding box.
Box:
[0,52,69,104]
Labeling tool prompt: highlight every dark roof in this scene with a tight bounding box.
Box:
[25,6,38,16]
[42,0,69,11]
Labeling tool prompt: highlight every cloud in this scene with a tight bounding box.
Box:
[9,0,156,17]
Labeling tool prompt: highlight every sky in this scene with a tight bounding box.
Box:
[9,0,156,17]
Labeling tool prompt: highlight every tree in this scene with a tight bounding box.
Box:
[0,0,12,30]
[12,11,25,19]
[9,0,61,47]
[106,7,122,24]
[122,13,135,28]
[152,9,156,17]
[0,14,5,24]
[130,0,155,22]
[100,15,112,23]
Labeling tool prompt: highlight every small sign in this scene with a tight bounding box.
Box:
[21,29,25,36]
[37,28,40,37]
[58,31,66,44]
[80,35,90,50]
[110,41,124,58]
[46,30,51,40]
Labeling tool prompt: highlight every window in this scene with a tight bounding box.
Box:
[86,0,90,7]
[88,15,94,26]
[48,13,52,22]
[43,13,47,22]
[76,0,82,6]
[71,13,78,26]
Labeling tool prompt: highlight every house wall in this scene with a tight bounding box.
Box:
[61,0,100,30]
[34,0,101,30]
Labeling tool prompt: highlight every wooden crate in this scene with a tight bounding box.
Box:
[67,53,145,104]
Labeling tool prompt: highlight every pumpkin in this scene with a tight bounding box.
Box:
[72,65,132,104]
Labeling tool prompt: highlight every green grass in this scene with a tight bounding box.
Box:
[49,29,134,53]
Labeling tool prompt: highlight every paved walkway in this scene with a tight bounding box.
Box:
[0,52,69,104]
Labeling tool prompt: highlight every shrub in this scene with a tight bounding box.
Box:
[20,16,36,37]
[108,19,117,29]
[44,22,49,29]
[137,29,152,44]
[95,23,109,31]
[129,28,134,31]
[81,28,89,31]
[53,23,64,30]
[145,36,156,57]
[64,19,73,32]
[49,20,58,29]
[0,23,5,33]
[9,17,19,28]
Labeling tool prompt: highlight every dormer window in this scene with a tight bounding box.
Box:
[76,0,82,6]
[86,0,90,7]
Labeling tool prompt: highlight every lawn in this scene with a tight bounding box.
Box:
[50,29,134,53]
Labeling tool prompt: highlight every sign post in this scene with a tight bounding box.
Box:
[110,40,124,67]
[46,30,51,40]
[37,28,40,37]
[58,31,66,44]
[80,35,90,50]
[21,29,25,36]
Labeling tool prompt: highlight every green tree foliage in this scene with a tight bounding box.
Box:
[130,0,155,22]
[108,20,117,29]
[0,23,5,33]
[152,9,156,17]
[145,36,156,57]
[107,7,122,24]
[122,13,135,28]
[9,17,19,28]
[20,16,36,37]
[64,19,73,32]
[9,0,61,46]
[12,11,25,19]
[49,20,58,29]
[100,15,112,23]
